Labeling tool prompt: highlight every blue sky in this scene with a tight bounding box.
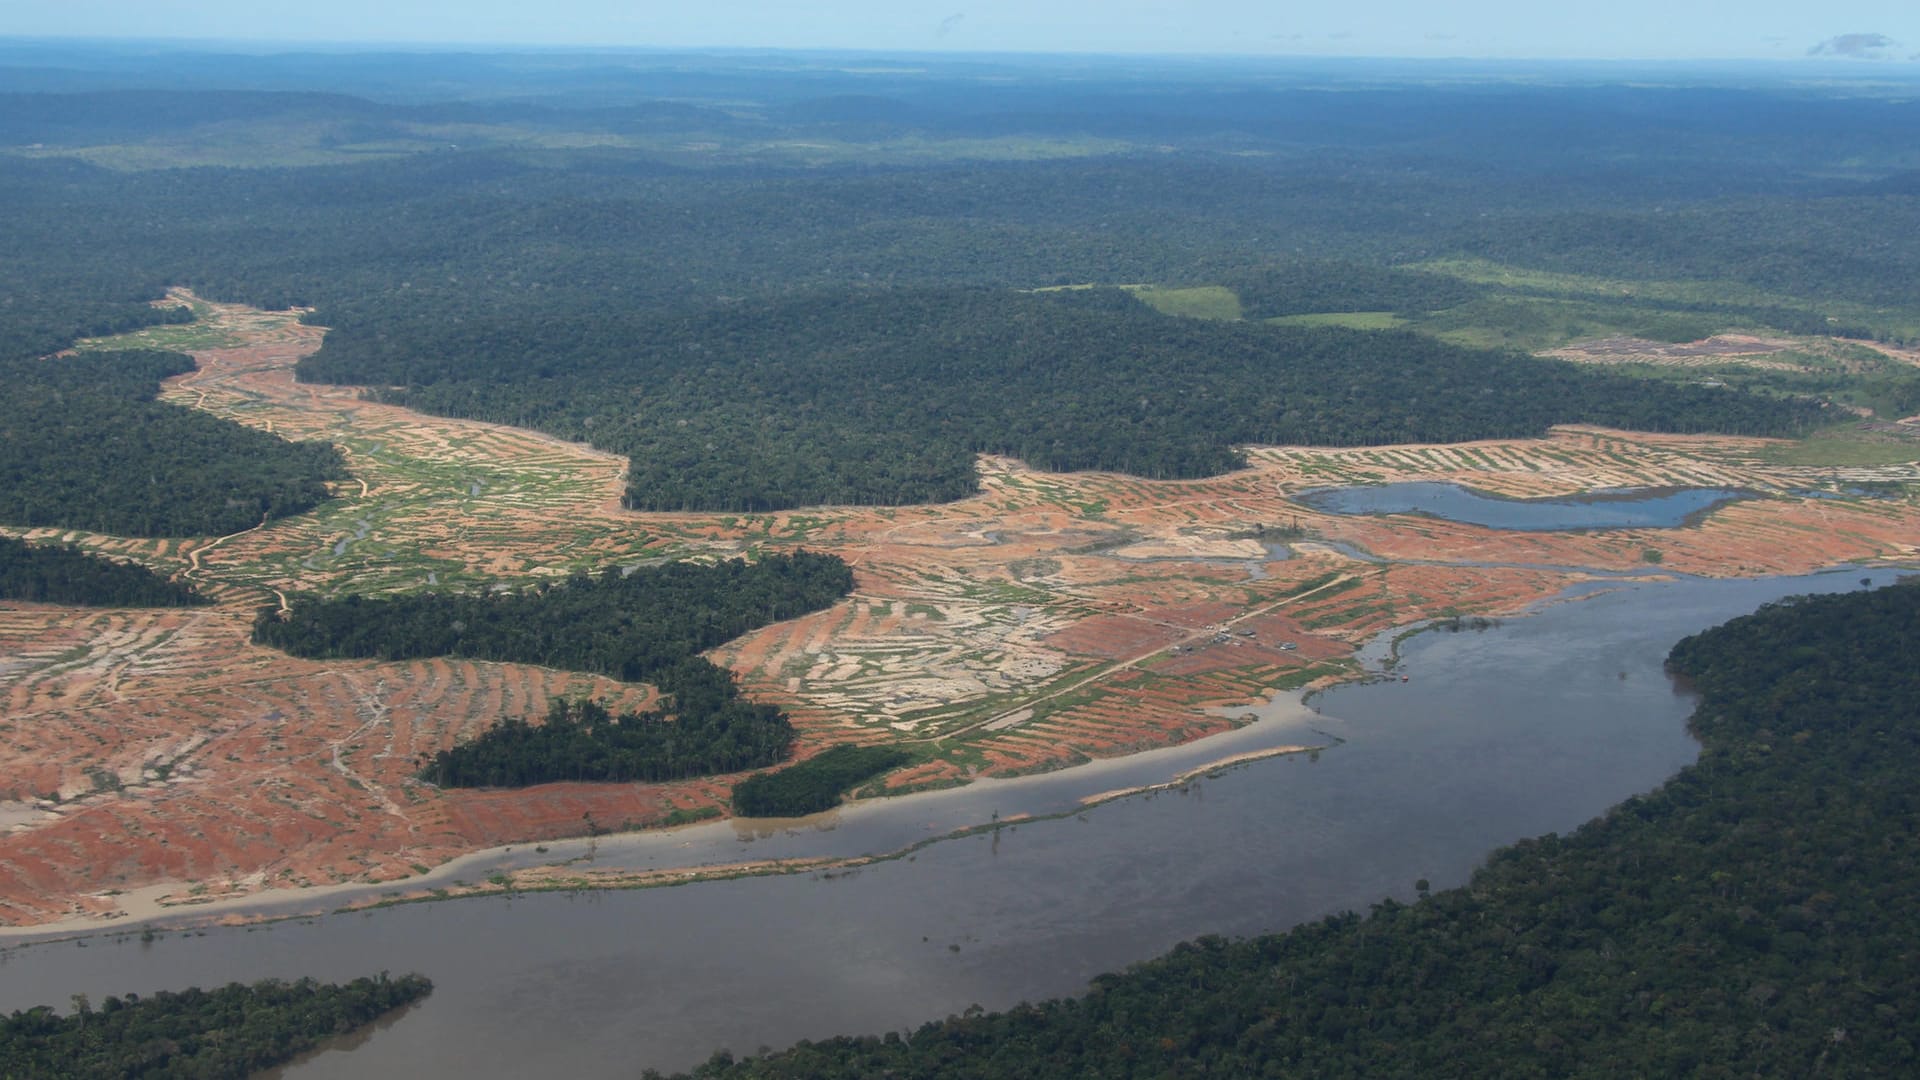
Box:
[5,1,1918,61]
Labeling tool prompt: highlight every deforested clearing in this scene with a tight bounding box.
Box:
[1,296,1917,927]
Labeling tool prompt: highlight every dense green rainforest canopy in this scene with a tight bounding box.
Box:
[0,349,344,537]
[0,535,204,607]
[6,78,1919,524]
[0,973,433,1079]
[303,286,1828,512]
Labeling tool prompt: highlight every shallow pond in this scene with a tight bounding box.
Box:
[1294,482,1752,530]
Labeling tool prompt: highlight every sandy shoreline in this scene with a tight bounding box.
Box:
[0,729,1328,946]
[1077,745,1317,806]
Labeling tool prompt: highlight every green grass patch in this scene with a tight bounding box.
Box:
[1276,571,1354,600]
[663,805,723,827]
[76,313,243,351]
[1417,295,1724,352]
[1128,285,1244,321]
[1760,429,1920,467]
[1265,311,1408,331]
[1407,257,1920,344]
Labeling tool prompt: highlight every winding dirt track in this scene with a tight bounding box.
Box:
[2,294,1918,928]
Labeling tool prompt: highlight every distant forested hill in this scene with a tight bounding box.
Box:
[0,350,345,536]
[674,581,1920,1078]
[2,68,1916,517]
[301,286,1826,511]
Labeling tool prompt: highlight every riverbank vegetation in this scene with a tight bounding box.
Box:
[731,745,916,817]
[0,349,345,537]
[0,536,205,607]
[0,972,432,1079]
[674,580,1920,1077]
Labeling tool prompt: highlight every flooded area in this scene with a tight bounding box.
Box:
[1294,482,1753,529]
[0,568,1902,1078]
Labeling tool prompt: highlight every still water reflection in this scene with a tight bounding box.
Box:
[1294,482,1752,530]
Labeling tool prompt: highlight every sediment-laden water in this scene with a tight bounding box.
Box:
[0,568,1902,1078]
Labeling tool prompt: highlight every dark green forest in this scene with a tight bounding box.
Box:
[4,69,1919,516]
[731,744,916,818]
[303,287,1828,511]
[254,552,853,679]
[674,580,1920,1078]
[0,536,204,607]
[0,349,345,536]
[256,552,853,786]
[420,686,792,787]
[1225,261,1485,320]
[0,972,431,1079]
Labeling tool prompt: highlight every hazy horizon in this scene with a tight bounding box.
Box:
[2,2,1916,64]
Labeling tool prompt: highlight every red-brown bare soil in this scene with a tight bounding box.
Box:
[3,295,1917,927]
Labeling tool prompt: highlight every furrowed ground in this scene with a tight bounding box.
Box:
[2,294,1917,926]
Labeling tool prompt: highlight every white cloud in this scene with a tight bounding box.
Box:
[1807,32,1898,57]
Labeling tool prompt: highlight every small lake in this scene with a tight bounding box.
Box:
[1293,482,1752,530]
[0,568,1901,1079]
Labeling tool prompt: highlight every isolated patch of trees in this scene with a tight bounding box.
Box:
[0,350,345,537]
[255,552,854,788]
[731,745,915,818]
[304,287,1827,513]
[420,683,793,787]
[675,581,1920,1078]
[0,972,432,1079]
[0,536,204,607]
[254,551,853,679]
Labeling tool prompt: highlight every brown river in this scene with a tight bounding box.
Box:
[0,568,1902,1077]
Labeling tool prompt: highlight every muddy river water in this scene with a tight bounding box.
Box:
[1,566,1901,1077]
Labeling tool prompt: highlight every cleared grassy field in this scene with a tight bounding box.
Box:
[1759,429,1920,467]
[1129,285,1244,321]
[1266,311,1409,330]
[1407,256,1920,343]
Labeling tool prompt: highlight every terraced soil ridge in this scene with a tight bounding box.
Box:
[1,294,1917,928]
